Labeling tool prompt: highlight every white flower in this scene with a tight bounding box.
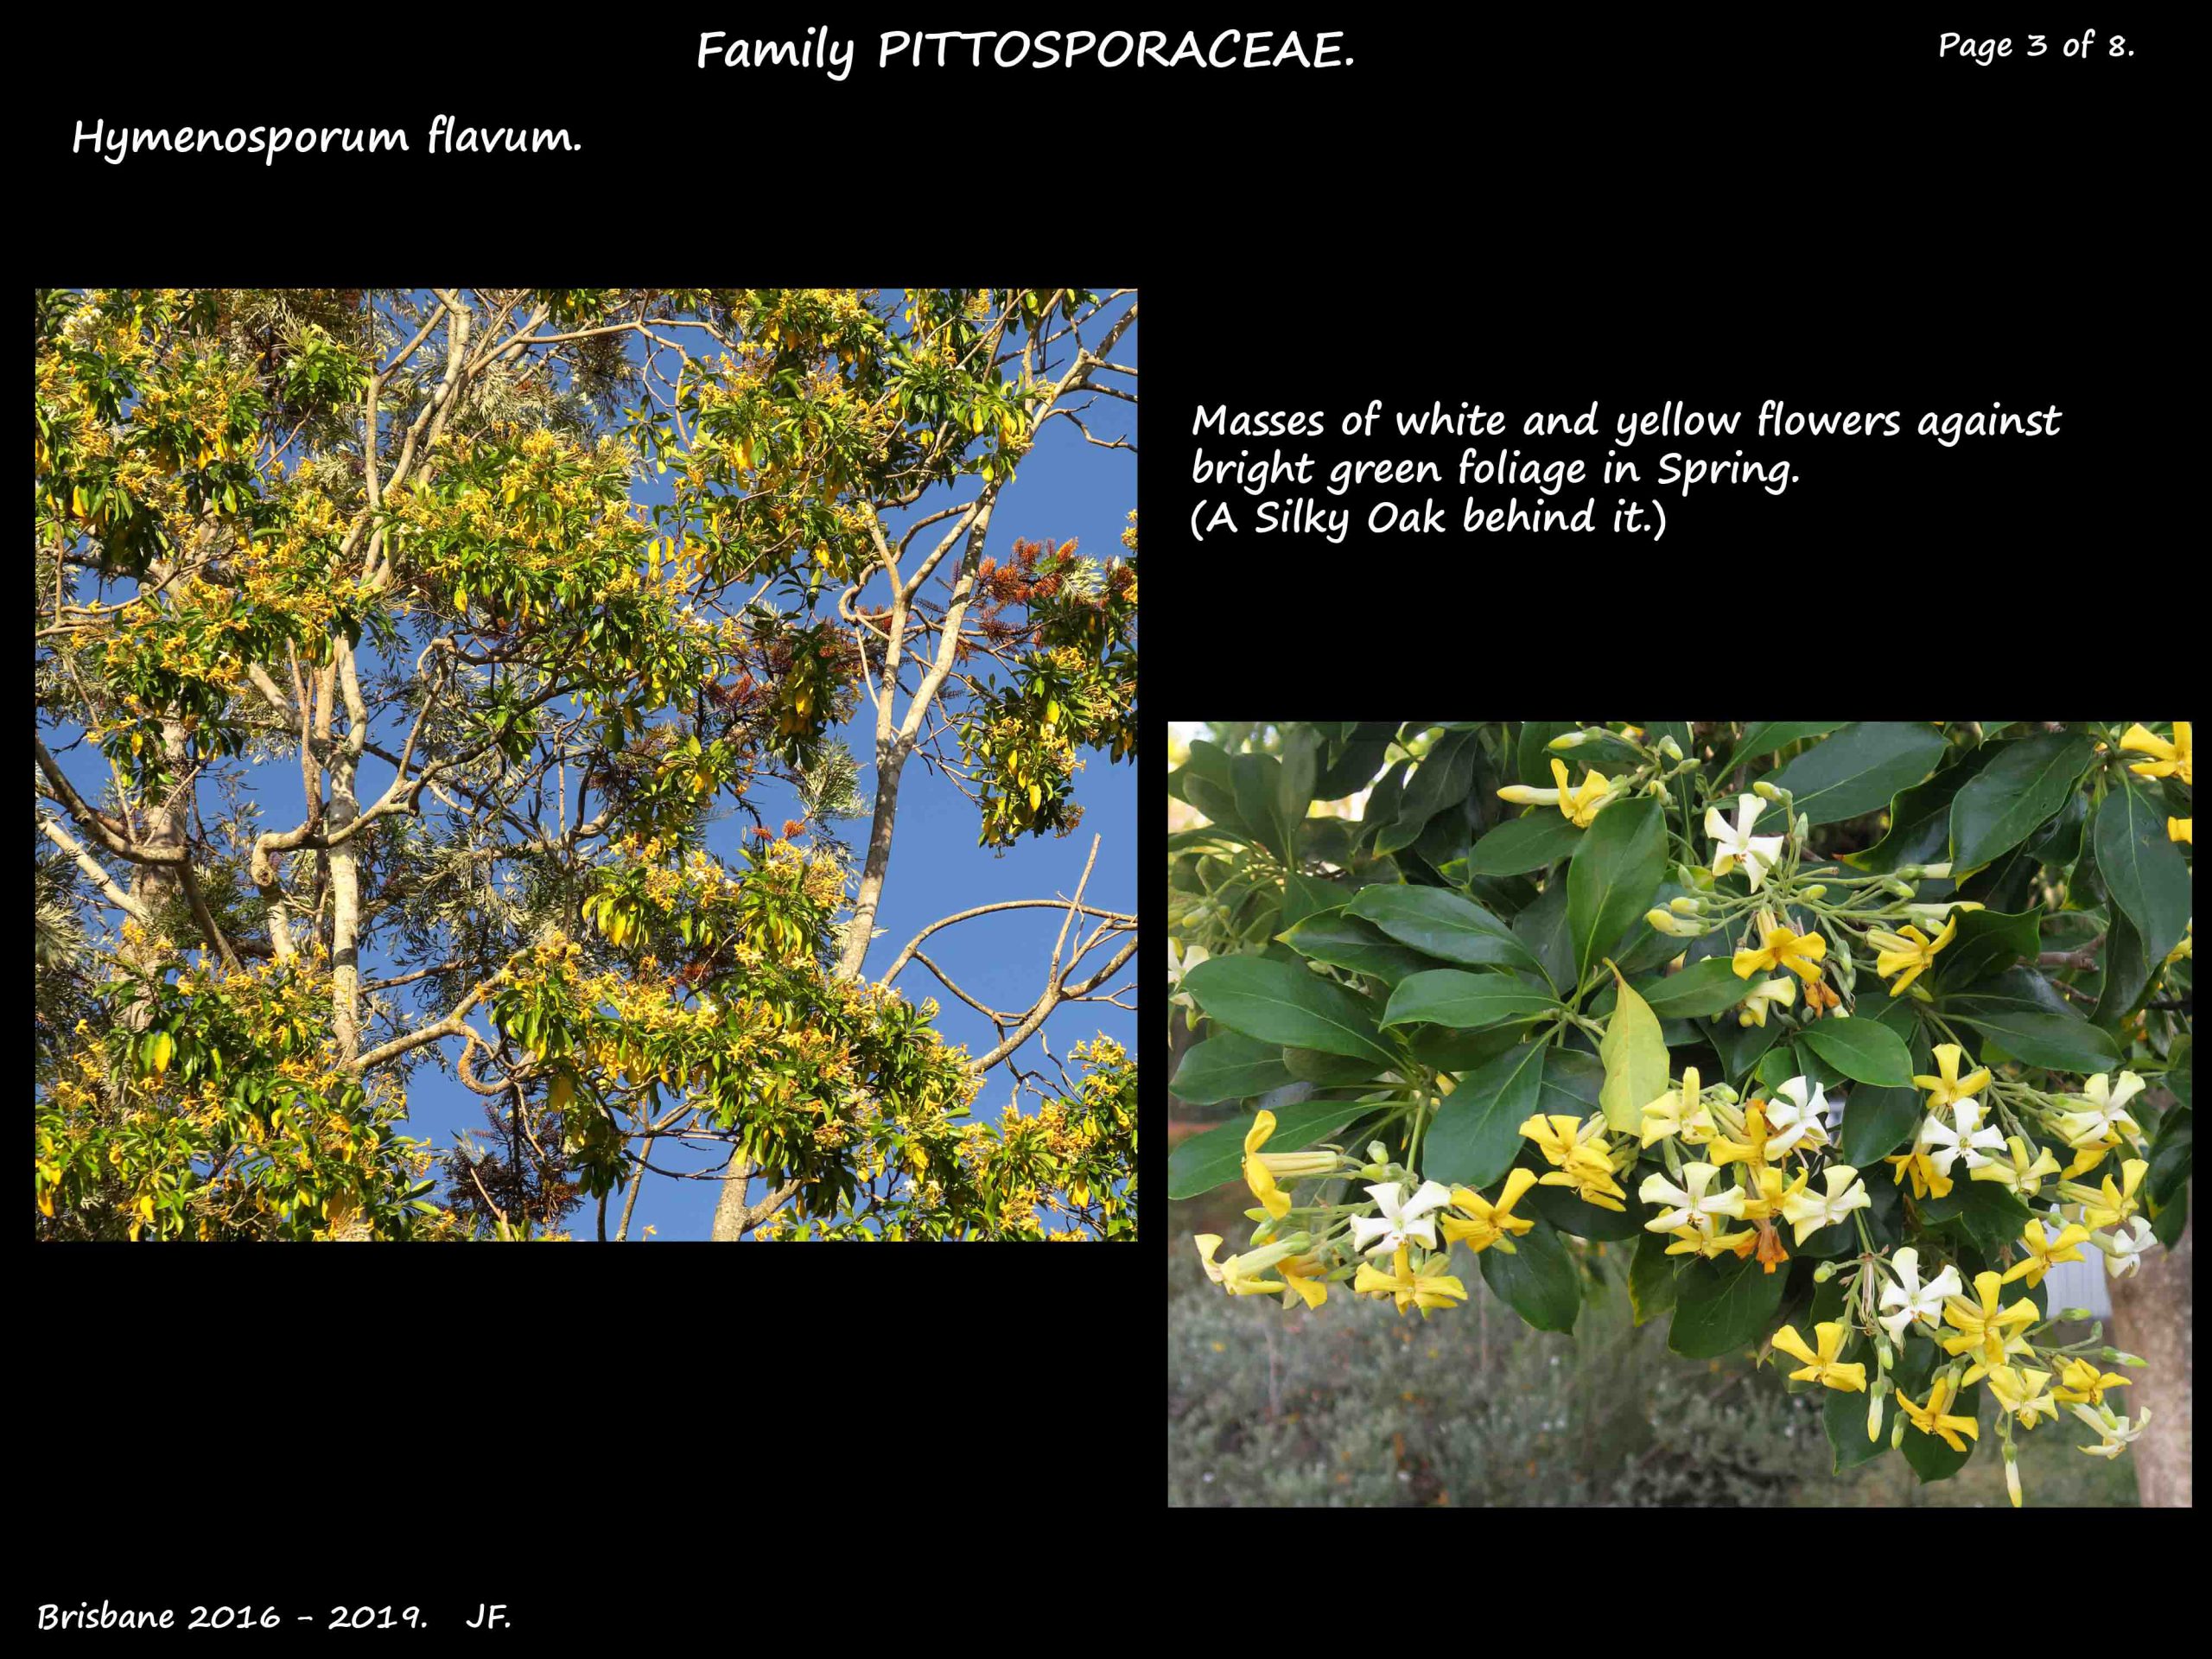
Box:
[1347,1179,1454,1256]
[1878,1246,1964,1344]
[2054,1071,2147,1148]
[2094,1215,2157,1279]
[2072,1402,2152,1459]
[1764,1077,1831,1157]
[1779,1164,1870,1245]
[1924,1100,2005,1174]
[1638,1162,1748,1234]
[1705,793,1786,890]
[1166,939,1210,1014]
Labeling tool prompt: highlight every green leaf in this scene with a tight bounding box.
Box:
[1166,1098,1359,1199]
[1169,1033,1293,1104]
[1278,911,1437,987]
[1181,957,1396,1067]
[2146,1104,2192,1206]
[1279,872,1345,935]
[1421,1039,1548,1190]
[2093,782,2192,967]
[1516,721,1577,786]
[2091,905,2158,1029]
[1668,1251,1789,1359]
[1841,1011,1930,1166]
[1477,1216,1580,1332]
[1760,721,1951,827]
[1232,752,1291,863]
[1730,721,1847,765]
[1824,1365,1891,1471]
[1312,722,1396,801]
[1899,1383,1980,1482]
[1799,1017,1915,1088]
[1567,796,1665,982]
[1941,967,2122,1071]
[1282,1047,1390,1086]
[1276,724,1319,835]
[1513,880,1574,992]
[2151,1185,2189,1250]
[1348,885,1547,981]
[1598,964,1669,1134]
[1932,907,2045,991]
[1634,957,1754,1020]
[1948,732,2099,874]
[1845,743,2002,873]
[1937,1179,2033,1256]
[1467,810,1583,875]
[1707,1009,1780,1084]
[1382,970,1559,1031]
[1629,1229,1681,1326]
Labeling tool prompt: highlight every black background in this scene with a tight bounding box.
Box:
[24,10,2183,1595]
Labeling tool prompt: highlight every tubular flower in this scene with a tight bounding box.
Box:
[1736,1162,1808,1224]
[2052,1357,2133,1408]
[2072,1402,2152,1459]
[1195,1233,1299,1297]
[1897,1376,1980,1452]
[1770,1322,1867,1392]
[1520,1112,1629,1210]
[1986,1365,2062,1429]
[1663,1221,1758,1259]
[1352,1243,1468,1319]
[1885,1123,1955,1201]
[1440,1167,1540,1254]
[1763,1076,1831,1158]
[2052,1071,2146,1166]
[1972,1135,2062,1197]
[1735,975,1796,1027]
[1276,1254,1330,1310]
[1501,758,1615,826]
[1940,1268,2040,1382]
[1347,1179,1455,1257]
[1638,1161,1749,1234]
[1923,1101,2005,1177]
[1878,1247,1965,1344]
[2063,1157,2149,1230]
[2094,1214,2156,1279]
[1241,1109,1337,1220]
[1640,1067,1716,1147]
[1706,793,1786,890]
[1866,915,1956,996]
[2001,1217,2092,1287]
[1913,1043,1991,1111]
[1732,908,1827,984]
[2119,721,2190,785]
[1780,1164,1871,1245]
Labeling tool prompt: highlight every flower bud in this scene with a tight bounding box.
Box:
[1875,1333,1894,1370]
[1794,814,1810,842]
[1897,861,1952,880]
[1497,784,1552,805]
[2056,1307,2094,1323]
[1753,781,1783,802]
[1812,1261,1837,1282]
[1657,734,1684,762]
[1799,884,1827,902]
[2005,1449,2022,1509]
[1881,876,1917,899]
[1669,896,1703,916]
[1867,1386,1885,1443]
[2103,1349,2149,1368]
[1891,1410,1906,1451]
[1547,729,1597,750]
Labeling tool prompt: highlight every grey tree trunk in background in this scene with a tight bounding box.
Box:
[2107,1219,2191,1506]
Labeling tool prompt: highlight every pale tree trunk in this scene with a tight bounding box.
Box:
[2107,1217,2191,1506]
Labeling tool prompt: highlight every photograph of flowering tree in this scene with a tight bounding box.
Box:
[1170,722,2189,1504]
[36,288,1135,1240]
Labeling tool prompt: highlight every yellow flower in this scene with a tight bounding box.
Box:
[1939,1268,2039,1382]
[2051,1356,2133,1408]
[1971,1135,2062,1198]
[1987,1365,2062,1429]
[2001,1217,2090,1287]
[1239,1109,1333,1221]
[2067,1157,2149,1229]
[1732,909,1827,984]
[1640,1067,1715,1147]
[1352,1244,1468,1319]
[1553,757,1616,827]
[1770,1322,1867,1392]
[1276,1255,1329,1310]
[1193,1234,1288,1297]
[2120,721,2191,785]
[1913,1043,1991,1110]
[1897,1376,1980,1452]
[1734,975,1796,1027]
[1706,1099,1774,1173]
[2171,817,2192,844]
[1440,1167,1540,1254]
[1866,915,1957,996]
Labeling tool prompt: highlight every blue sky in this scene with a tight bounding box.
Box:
[44,290,1136,1238]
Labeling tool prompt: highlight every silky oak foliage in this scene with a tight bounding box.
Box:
[1170,721,2191,1500]
[35,287,1135,1241]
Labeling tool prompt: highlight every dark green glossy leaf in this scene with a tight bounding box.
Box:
[1948,732,2099,874]
[1567,795,1665,982]
[1845,743,2002,873]
[1760,721,1950,827]
[1181,957,1397,1066]
[1933,907,2044,992]
[1512,880,1574,994]
[1799,1015,1915,1087]
[1421,1039,1548,1190]
[1941,967,2121,1071]
[2094,782,2192,967]
[1167,1097,1362,1199]
[1278,910,1437,986]
[1468,810,1583,875]
[1477,1215,1580,1332]
[1668,1251,1790,1358]
[1516,721,1577,786]
[1348,884,1547,981]
[1169,1033,1292,1105]
[1636,957,1756,1020]
[1630,1229,1681,1326]
[1279,872,1346,936]
[1282,1047,1389,1085]
[1841,1011,1931,1166]
[1823,1342,1891,1471]
[1731,721,1847,765]
[1382,970,1559,1031]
